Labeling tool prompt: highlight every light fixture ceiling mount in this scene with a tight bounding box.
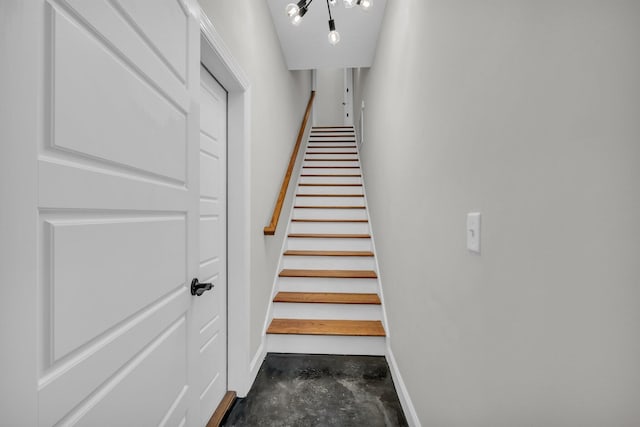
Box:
[285,0,373,45]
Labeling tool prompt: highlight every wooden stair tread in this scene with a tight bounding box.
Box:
[304,159,358,162]
[295,205,365,208]
[274,292,380,304]
[307,145,357,148]
[306,151,357,154]
[294,206,365,209]
[307,145,357,147]
[288,233,370,238]
[296,194,364,197]
[299,183,362,186]
[292,219,368,223]
[302,166,360,169]
[279,269,377,279]
[284,250,374,257]
[300,174,362,177]
[267,319,385,337]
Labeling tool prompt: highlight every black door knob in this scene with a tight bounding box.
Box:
[191,278,213,296]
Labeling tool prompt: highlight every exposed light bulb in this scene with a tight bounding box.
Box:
[291,14,303,25]
[285,3,299,17]
[329,0,337,5]
[359,0,372,10]
[343,0,356,8]
[291,5,307,25]
[328,30,341,45]
[327,19,340,45]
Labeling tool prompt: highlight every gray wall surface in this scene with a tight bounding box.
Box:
[358,1,640,425]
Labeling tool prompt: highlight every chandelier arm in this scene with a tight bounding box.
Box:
[325,0,333,21]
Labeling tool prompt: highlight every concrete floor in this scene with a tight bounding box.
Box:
[222,353,408,427]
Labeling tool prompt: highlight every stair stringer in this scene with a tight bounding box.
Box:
[259,131,312,349]
[357,134,391,344]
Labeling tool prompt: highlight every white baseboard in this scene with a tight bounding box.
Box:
[386,346,421,427]
[245,336,267,396]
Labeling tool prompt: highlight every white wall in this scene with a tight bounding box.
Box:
[199,1,312,360]
[358,1,640,425]
[315,68,345,125]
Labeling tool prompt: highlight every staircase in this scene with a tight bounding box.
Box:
[265,126,387,355]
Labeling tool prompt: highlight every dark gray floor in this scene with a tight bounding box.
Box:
[222,353,408,427]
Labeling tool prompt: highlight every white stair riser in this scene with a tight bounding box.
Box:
[297,184,362,194]
[295,197,365,207]
[303,161,360,168]
[299,176,362,185]
[272,303,382,320]
[267,334,385,356]
[305,147,357,153]
[282,255,375,270]
[307,144,357,150]
[310,130,355,133]
[277,277,378,293]
[293,208,367,220]
[305,154,358,160]
[286,237,372,251]
[289,221,369,234]
[308,141,356,145]
[309,135,355,139]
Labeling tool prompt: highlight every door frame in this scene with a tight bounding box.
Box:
[343,68,354,126]
[199,9,253,397]
[0,1,39,421]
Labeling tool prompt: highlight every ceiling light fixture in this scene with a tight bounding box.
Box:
[357,0,372,11]
[285,0,373,45]
[328,19,340,45]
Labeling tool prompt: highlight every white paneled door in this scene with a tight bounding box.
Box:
[197,66,228,425]
[0,1,228,426]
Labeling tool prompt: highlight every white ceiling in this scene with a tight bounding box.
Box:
[266,0,387,70]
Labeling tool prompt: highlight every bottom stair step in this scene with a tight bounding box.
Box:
[267,319,386,337]
[266,334,385,356]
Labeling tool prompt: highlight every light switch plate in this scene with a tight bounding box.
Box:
[467,212,481,253]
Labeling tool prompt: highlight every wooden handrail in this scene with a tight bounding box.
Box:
[264,91,316,236]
